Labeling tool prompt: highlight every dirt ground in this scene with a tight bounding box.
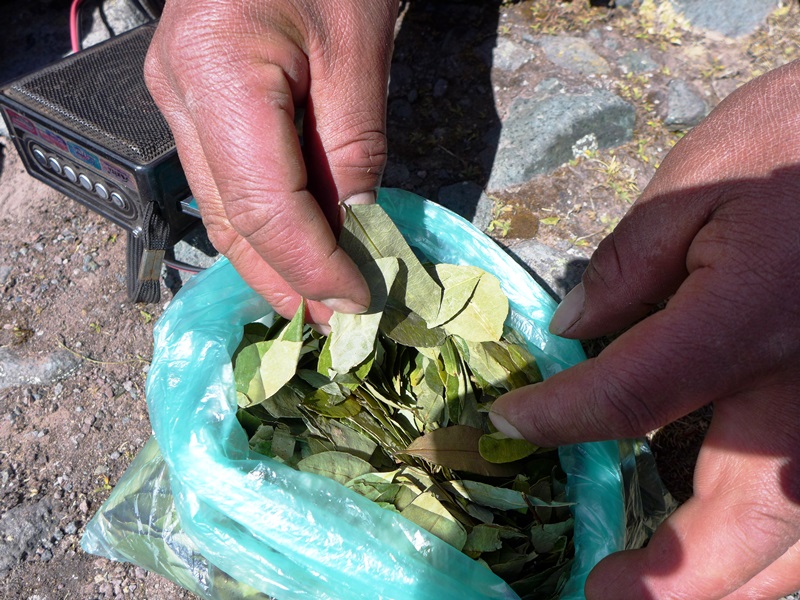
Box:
[1,1,799,599]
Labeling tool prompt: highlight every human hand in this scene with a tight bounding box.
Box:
[491,60,800,599]
[145,0,399,324]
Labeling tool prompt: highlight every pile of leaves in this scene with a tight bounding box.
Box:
[233,205,575,599]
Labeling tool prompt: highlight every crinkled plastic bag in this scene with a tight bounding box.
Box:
[84,189,631,599]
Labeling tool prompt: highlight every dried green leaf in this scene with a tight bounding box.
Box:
[261,384,304,419]
[394,481,422,511]
[296,450,374,485]
[380,304,447,348]
[446,479,574,511]
[271,427,297,463]
[485,546,537,580]
[400,491,468,551]
[232,322,270,359]
[340,204,442,324]
[410,374,445,432]
[428,264,482,328]
[529,520,574,554]
[463,524,526,555]
[234,301,306,407]
[440,270,508,342]
[318,418,378,462]
[345,473,402,504]
[479,432,540,464]
[509,561,571,600]
[329,257,400,374]
[303,390,362,419]
[465,502,495,524]
[400,425,519,478]
[248,424,274,457]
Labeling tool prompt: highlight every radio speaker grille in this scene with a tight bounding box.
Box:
[5,23,173,164]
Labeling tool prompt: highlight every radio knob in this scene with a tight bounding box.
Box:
[94,182,109,200]
[63,165,78,183]
[32,147,47,167]
[47,157,62,175]
[78,174,93,190]
[109,192,127,210]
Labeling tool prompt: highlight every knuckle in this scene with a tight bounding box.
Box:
[593,367,662,437]
[326,128,388,185]
[224,192,284,241]
[223,195,331,280]
[583,230,625,294]
[200,215,238,257]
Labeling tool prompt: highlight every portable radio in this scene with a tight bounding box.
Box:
[0,22,198,303]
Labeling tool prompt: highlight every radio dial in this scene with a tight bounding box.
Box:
[94,182,109,200]
[32,147,47,167]
[47,157,62,175]
[63,165,78,183]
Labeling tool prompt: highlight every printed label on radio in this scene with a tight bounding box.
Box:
[100,159,137,192]
[39,127,69,152]
[4,108,38,136]
[67,141,102,170]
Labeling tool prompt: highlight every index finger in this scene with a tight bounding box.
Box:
[186,58,371,311]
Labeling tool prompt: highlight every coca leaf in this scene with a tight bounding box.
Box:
[296,451,374,485]
[400,425,519,478]
[380,304,447,348]
[440,269,507,343]
[479,432,541,464]
[400,491,468,551]
[233,301,305,407]
[427,264,482,328]
[329,257,399,374]
[340,204,442,324]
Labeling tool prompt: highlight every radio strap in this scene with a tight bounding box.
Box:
[126,201,170,303]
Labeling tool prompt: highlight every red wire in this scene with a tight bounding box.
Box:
[69,0,83,53]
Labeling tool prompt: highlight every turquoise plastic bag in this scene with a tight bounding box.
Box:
[93,189,627,599]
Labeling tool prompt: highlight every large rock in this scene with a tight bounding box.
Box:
[537,36,611,76]
[504,238,587,300]
[668,0,781,38]
[480,37,534,72]
[486,83,635,191]
[664,79,708,131]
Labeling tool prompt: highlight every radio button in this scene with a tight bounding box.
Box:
[78,174,93,190]
[32,147,47,167]
[94,182,109,200]
[63,165,78,183]
[109,192,127,210]
[47,157,62,175]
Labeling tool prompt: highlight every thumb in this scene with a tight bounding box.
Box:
[548,182,716,340]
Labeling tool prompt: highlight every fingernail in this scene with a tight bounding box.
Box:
[342,191,376,206]
[489,411,524,439]
[550,282,585,336]
[321,297,369,314]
